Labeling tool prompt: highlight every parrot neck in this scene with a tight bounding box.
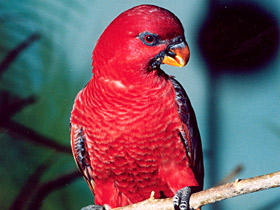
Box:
[85,69,174,107]
[92,64,170,90]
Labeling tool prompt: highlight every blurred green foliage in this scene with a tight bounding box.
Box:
[0,1,93,209]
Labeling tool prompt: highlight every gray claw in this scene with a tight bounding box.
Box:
[81,205,105,210]
[173,186,192,210]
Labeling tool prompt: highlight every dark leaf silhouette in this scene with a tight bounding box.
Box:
[27,170,80,210]
[0,33,40,79]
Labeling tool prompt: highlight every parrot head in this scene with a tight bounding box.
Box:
[92,5,190,84]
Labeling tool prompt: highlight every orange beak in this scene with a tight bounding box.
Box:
[162,41,190,67]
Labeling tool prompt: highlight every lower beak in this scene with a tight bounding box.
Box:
[162,41,190,67]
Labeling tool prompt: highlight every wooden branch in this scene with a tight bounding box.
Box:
[107,171,280,210]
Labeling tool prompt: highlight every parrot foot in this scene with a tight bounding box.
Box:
[81,205,106,210]
[173,186,193,210]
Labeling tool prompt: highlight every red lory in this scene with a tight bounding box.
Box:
[70,4,204,210]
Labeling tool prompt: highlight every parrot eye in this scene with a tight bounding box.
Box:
[139,32,159,46]
[145,35,154,43]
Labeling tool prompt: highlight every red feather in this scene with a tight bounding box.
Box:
[71,5,203,209]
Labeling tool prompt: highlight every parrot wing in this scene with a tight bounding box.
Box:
[170,77,204,190]
[70,124,95,195]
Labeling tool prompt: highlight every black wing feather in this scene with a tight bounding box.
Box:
[71,125,95,194]
[170,77,204,190]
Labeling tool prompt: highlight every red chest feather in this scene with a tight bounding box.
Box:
[71,77,197,207]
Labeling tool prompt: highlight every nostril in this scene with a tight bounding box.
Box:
[166,49,176,57]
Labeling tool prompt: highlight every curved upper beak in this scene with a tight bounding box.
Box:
[162,41,190,67]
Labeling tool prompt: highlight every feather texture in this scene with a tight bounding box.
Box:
[70,4,203,209]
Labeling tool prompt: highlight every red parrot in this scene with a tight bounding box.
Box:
[70,5,203,210]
